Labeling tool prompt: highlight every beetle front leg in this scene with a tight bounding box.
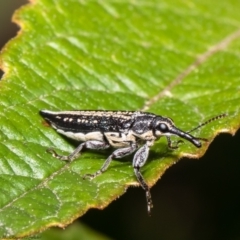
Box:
[47,140,110,161]
[133,142,153,215]
[84,142,138,180]
[166,136,183,150]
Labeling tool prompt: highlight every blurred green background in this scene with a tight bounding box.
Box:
[0,1,240,240]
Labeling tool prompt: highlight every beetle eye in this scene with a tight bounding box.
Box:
[158,123,169,132]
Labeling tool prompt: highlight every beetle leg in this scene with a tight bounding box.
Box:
[83,142,138,179]
[133,142,153,215]
[47,140,110,161]
[166,136,183,150]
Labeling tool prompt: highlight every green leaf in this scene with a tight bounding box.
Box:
[0,0,239,238]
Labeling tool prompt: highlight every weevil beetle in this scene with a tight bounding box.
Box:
[40,110,226,215]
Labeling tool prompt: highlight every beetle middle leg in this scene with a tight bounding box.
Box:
[83,142,138,180]
[47,140,110,161]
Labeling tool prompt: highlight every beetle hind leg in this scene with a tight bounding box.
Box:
[47,140,110,161]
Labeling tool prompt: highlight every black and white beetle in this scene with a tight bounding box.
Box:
[40,110,226,214]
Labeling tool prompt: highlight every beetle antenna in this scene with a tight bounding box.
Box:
[187,113,227,134]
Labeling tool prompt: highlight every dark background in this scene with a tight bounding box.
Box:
[1,2,240,240]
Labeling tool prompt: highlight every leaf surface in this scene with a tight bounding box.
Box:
[0,0,240,238]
